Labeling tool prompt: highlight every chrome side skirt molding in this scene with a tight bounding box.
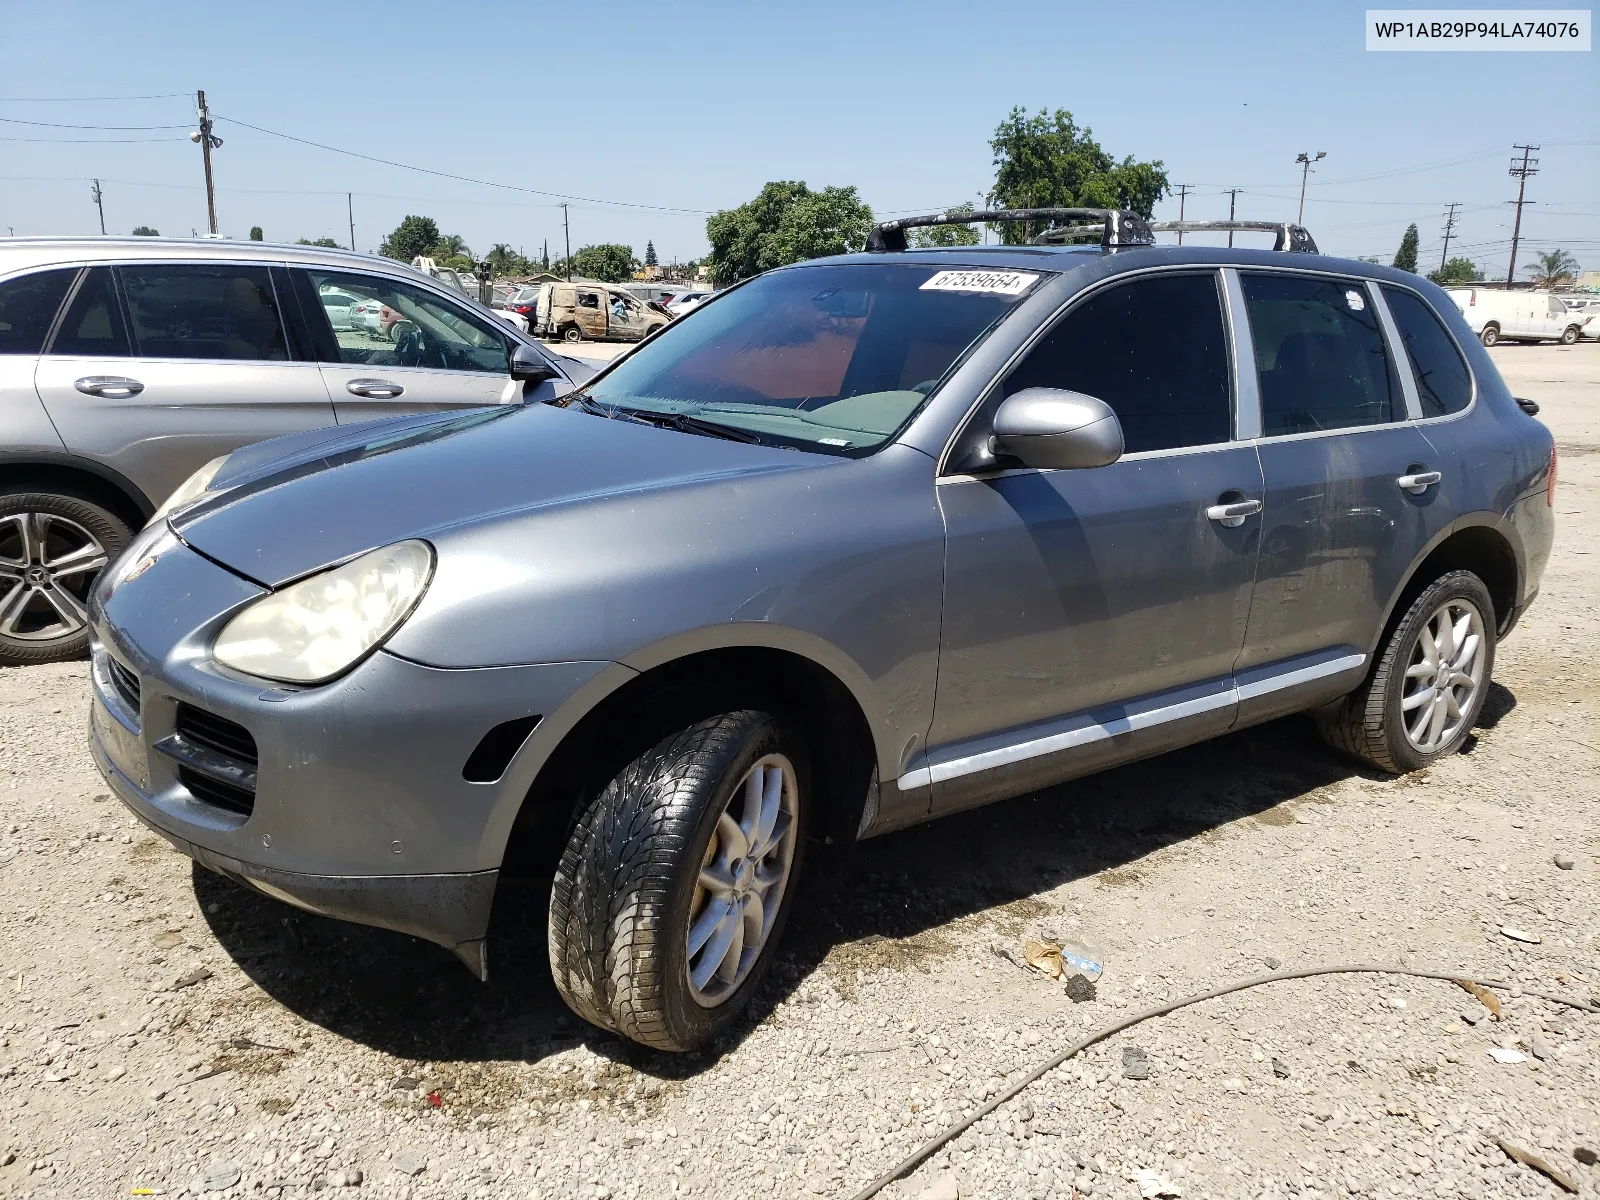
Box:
[899,649,1366,791]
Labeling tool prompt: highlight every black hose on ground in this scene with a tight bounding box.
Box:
[844,963,1597,1200]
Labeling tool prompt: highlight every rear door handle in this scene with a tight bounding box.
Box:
[1397,470,1442,495]
[73,375,144,399]
[1206,499,1262,528]
[345,378,404,399]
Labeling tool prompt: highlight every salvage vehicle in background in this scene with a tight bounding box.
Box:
[87,209,1553,1053]
[0,237,587,664]
[535,280,670,342]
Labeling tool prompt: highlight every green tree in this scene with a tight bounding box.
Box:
[429,233,472,260]
[561,244,637,282]
[705,181,873,286]
[131,226,159,236]
[1526,248,1580,288]
[989,108,1168,244]
[910,202,981,248]
[486,244,528,276]
[1427,257,1482,285]
[379,215,441,261]
[645,240,658,267]
[1392,224,1420,273]
[248,225,263,241]
[296,236,342,249]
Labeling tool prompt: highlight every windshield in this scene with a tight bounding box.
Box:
[577,262,1040,454]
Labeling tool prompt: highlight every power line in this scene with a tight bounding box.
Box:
[0,135,182,143]
[0,116,190,130]
[212,113,715,214]
[0,92,189,102]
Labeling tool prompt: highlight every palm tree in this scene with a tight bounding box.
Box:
[430,233,472,259]
[485,243,519,274]
[1526,249,1580,288]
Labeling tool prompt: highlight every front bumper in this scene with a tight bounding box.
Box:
[88,532,615,968]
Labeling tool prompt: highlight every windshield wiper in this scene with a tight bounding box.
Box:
[558,394,763,444]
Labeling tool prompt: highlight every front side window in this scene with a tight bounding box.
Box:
[0,269,77,355]
[48,267,131,357]
[1003,272,1233,454]
[1241,273,1399,436]
[302,271,511,374]
[1382,288,1472,418]
[580,262,1037,455]
[1548,295,1567,315]
[118,264,289,361]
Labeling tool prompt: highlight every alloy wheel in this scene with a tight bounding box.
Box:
[685,753,799,1007]
[1400,598,1486,753]
[0,511,109,642]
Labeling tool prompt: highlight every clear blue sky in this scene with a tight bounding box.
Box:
[2,0,1595,277]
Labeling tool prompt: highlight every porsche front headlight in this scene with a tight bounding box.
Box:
[148,454,230,526]
[212,540,434,684]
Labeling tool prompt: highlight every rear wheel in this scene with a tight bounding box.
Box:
[1480,323,1500,347]
[1559,324,1579,346]
[1316,570,1495,774]
[548,708,807,1052]
[0,490,131,666]
[562,324,584,343]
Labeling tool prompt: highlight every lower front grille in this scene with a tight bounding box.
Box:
[175,704,258,767]
[178,766,255,817]
[107,657,140,711]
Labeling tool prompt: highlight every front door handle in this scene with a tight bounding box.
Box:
[1397,470,1442,495]
[345,378,405,399]
[73,375,144,399]
[1206,498,1263,528]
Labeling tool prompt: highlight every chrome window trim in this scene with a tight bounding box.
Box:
[1220,268,1262,440]
[1367,281,1423,421]
[897,649,1365,790]
[935,265,1242,477]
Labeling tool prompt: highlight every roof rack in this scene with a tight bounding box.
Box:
[865,208,1155,252]
[1150,221,1319,254]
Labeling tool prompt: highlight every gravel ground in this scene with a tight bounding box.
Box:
[1,344,1596,1200]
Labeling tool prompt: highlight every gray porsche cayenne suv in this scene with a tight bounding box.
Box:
[88,210,1554,1052]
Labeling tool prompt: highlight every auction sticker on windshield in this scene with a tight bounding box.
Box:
[920,269,1039,295]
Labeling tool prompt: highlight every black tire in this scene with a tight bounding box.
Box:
[1316,570,1496,774]
[1559,325,1579,346]
[561,324,584,344]
[1480,324,1500,347]
[0,489,132,667]
[548,709,808,1052]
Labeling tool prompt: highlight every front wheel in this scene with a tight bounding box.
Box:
[1480,324,1500,347]
[0,490,131,666]
[1559,325,1579,346]
[549,709,807,1051]
[1316,570,1496,773]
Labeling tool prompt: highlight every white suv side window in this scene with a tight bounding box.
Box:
[304,270,510,375]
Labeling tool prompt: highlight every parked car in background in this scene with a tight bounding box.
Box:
[0,237,588,665]
[318,287,363,331]
[535,281,669,342]
[87,211,1553,1053]
[1556,295,1600,339]
[666,290,714,316]
[1444,287,1586,345]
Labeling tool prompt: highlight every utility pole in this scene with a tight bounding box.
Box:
[190,90,223,235]
[91,179,106,235]
[1173,183,1192,244]
[1439,201,1460,270]
[1224,188,1243,247]
[561,203,571,280]
[1506,144,1539,286]
[1294,151,1326,224]
[347,193,355,252]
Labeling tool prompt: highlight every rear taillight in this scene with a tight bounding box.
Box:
[1548,444,1558,507]
[1468,291,1475,306]
[514,304,534,314]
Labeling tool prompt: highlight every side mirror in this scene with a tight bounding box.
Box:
[509,344,559,384]
[991,388,1123,470]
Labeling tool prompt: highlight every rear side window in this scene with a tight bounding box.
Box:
[0,269,76,355]
[49,267,132,357]
[1004,272,1233,453]
[1382,288,1472,418]
[118,264,289,361]
[1241,274,1399,436]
